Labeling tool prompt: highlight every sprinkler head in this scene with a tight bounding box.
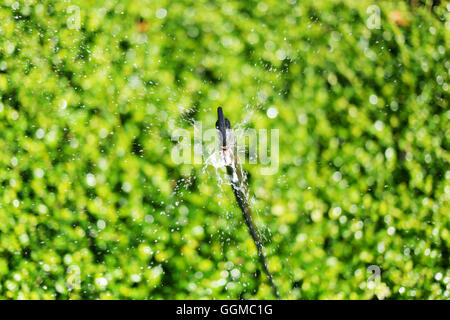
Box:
[215,107,231,147]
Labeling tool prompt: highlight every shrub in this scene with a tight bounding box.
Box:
[0,0,448,299]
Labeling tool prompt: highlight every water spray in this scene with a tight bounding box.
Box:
[215,107,280,299]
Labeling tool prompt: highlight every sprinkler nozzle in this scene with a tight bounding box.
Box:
[216,107,231,147]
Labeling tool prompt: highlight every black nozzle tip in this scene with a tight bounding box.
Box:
[216,107,230,146]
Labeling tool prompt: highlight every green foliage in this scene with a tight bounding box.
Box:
[0,0,448,299]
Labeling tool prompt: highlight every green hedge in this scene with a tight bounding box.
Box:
[0,0,448,299]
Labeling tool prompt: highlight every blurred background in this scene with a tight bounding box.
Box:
[0,0,448,299]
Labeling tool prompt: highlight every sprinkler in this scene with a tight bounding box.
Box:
[215,107,280,299]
